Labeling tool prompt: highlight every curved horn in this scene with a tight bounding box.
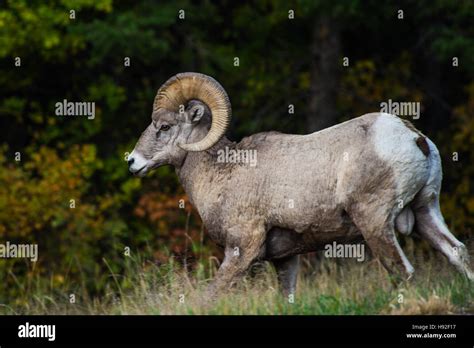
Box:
[153,72,231,152]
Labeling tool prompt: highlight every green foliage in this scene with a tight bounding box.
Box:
[440,82,474,236]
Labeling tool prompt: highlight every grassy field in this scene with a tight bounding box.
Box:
[2,238,473,315]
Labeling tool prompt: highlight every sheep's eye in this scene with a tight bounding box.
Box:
[156,125,170,138]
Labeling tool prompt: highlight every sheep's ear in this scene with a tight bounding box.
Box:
[186,103,205,123]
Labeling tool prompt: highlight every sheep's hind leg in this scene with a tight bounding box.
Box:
[272,255,299,299]
[414,200,474,281]
[349,208,414,283]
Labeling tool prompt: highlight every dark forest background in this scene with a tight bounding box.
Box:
[1,0,474,303]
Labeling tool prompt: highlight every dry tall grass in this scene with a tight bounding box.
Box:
[3,239,473,315]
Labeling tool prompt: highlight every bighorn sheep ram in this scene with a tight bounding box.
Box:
[128,72,474,298]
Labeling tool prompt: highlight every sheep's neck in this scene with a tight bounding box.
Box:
[175,136,235,209]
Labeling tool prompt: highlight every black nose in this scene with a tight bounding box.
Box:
[128,157,134,166]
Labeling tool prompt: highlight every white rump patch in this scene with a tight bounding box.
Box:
[372,113,429,197]
[372,113,424,162]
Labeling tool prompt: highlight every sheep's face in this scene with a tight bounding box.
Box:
[128,100,210,176]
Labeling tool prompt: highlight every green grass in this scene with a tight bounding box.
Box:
[1,242,473,315]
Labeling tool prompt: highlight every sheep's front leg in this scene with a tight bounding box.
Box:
[206,222,266,300]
